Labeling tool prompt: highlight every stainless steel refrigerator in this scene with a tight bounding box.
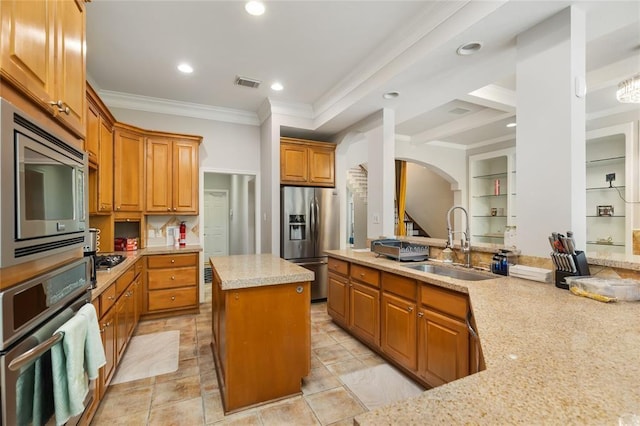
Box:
[281,186,339,301]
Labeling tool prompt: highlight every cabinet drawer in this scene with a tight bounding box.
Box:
[147,253,198,269]
[134,258,144,277]
[115,266,135,295]
[328,257,349,276]
[382,272,417,301]
[100,284,117,316]
[350,264,380,288]
[147,268,197,290]
[148,287,197,311]
[421,284,468,319]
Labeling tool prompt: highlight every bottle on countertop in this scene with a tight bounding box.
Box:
[179,222,186,247]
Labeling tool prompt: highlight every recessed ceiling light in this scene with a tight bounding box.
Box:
[456,41,483,56]
[506,122,517,128]
[177,63,193,74]
[271,82,283,91]
[245,1,265,16]
[382,91,400,99]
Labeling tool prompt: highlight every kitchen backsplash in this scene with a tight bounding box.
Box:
[146,216,200,247]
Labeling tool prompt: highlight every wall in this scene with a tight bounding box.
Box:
[405,161,453,239]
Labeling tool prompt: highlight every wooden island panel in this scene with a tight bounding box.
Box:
[210,254,313,413]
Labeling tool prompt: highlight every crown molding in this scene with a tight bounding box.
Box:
[98,90,260,126]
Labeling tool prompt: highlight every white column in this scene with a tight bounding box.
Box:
[516,6,586,256]
[367,108,396,238]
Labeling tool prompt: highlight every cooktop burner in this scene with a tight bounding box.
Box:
[96,254,126,270]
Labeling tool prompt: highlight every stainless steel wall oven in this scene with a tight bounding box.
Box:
[0,257,92,425]
[0,97,88,268]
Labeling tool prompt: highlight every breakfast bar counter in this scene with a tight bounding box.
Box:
[323,250,640,425]
[209,254,314,413]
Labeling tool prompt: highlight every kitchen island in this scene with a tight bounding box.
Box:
[323,249,640,425]
[209,254,314,413]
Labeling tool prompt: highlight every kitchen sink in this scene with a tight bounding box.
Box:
[403,263,494,281]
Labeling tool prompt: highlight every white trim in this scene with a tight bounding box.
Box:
[204,188,230,258]
[99,90,260,126]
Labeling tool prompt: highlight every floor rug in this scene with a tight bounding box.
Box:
[340,363,425,410]
[110,330,180,384]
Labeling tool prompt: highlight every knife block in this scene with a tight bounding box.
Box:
[554,251,590,289]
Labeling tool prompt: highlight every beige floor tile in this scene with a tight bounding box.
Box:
[340,338,374,357]
[200,369,220,394]
[326,327,352,343]
[151,374,202,407]
[106,375,155,392]
[358,352,386,368]
[312,331,338,349]
[314,344,355,365]
[214,412,261,425]
[302,366,342,396]
[93,386,152,421]
[155,357,199,383]
[305,387,365,425]
[148,396,204,426]
[325,358,366,377]
[92,409,149,425]
[257,396,320,425]
[203,390,225,424]
[310,353,324,369]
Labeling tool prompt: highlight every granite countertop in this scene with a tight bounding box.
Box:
[324,250,640,425]
[91,245,202,300]
[209,254,314,290]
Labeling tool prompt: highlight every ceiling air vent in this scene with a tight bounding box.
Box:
[448,107,470,115]
[235,76,261,89]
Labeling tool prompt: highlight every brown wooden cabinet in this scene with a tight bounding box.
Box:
[280,138,335,187]
[87,84,115,214]
[381,291,417,371]
[211,269,310,413]
[417,283,470,387]
[114,125,144,212]
[349,281,380,346]
[327,258,349,327]
[145,253,199,316]
[146,136,200,214]
[0,0,86,137]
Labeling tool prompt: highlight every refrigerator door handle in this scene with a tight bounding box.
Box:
[309,200,315,241]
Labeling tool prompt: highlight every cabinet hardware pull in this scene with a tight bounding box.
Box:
[360,273,365,277]
[171,276,175,280]
[171,259,175,263]
[167,208,171,211]
[116,206,120,210]
[171,296,176,301]
[107,296,115,301]
[173,208,177,211]
[407,306,414,312]
[49,100,64,107]
[417,312,424,318]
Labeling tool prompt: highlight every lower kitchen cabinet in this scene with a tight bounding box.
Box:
[327,260,349,327]
[417,307,469,386]
[349,281,380,346]
[145,253,199,316]
[381,292,417,371]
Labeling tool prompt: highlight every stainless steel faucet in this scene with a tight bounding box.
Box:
[446,206,471,268]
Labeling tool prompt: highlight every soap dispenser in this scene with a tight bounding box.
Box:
[442,247,454,263]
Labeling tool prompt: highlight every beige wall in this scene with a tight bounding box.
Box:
[405,162,453,239]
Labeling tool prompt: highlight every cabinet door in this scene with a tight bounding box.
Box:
[85,100,99,165]
[327,272,349,327]
[349,282,380,347]
[114,129,144,211]
[309,147,335,186]
[100,307,116,392]
[97,119,113,212]
[173,140,199,213]
[0,0,54,106]
[115,296,127,363]
[417,308,469,387]
[381,292,417,371]
[53,0,85,137]
[280,144,308,184]
[145,138,172,212]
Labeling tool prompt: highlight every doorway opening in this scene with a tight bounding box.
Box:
[203,172,257,282]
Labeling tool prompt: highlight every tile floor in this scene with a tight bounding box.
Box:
[91,284,404,425]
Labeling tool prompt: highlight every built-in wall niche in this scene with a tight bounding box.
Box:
[585,122,636,255]
[115,221,140,241]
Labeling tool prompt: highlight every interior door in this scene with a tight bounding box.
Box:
[204,190,229,259]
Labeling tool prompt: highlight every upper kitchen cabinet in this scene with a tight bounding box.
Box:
[0,0,86,137]
[87,83,115,214]
[469,148,516,245]
[585,123,636,255]
[280,138,335,187]
[113,124,144,212]
[146,134,201,214]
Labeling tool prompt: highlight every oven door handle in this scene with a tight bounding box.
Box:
[8,331,64,372]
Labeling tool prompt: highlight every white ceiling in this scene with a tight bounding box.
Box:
[86,0,640,148]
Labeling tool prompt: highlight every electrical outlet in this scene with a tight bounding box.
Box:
[606,173,616,183]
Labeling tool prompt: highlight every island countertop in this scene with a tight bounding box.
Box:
[209,254,314,290]
[324,250,640,425]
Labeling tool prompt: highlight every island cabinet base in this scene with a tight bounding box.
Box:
[211,278,311,413]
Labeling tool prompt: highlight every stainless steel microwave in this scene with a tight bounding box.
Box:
[0,98,88,267]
